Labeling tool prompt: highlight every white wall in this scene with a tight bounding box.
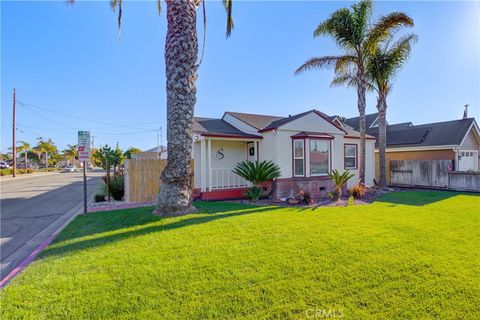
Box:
[281,112,345,135]
[343,137,375,188]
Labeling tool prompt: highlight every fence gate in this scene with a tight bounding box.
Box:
[390,160,452,188]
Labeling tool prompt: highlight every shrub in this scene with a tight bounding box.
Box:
[94,193,106,202]
[328,169,355,201]
[297,189,312,204]
[244,186,262,201]
[0,168,12,176]
[348,195,355,206]
[349,184,366,199]
[108,175,124,201]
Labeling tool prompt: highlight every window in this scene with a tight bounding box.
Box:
[344,144,357,169]
[310,139,330,175]
[293,140,305,176]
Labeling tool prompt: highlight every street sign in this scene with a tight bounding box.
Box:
[78,131,91,162]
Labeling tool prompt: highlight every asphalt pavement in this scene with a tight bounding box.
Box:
[0,171,102,279]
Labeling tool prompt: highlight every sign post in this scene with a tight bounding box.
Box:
[78,131,91,214]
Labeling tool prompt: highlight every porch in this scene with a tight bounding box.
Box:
[193,135,261,198]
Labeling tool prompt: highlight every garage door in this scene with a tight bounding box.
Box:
[458,151,476,171]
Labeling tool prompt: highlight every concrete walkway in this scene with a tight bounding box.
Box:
[0,172,102,282]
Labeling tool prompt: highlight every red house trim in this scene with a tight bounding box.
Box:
[344,143,358,170]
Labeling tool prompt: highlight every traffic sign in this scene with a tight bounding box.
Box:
[78,131,91,162]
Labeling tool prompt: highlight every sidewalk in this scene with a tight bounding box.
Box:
[0,171,61,181]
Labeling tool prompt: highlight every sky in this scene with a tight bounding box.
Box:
[1,0,479,152]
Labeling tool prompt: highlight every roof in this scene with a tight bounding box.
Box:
[384,118,477,148]
[259,110,347,133]
[290,132,334,139]
[344,113,379,131]
[365,122,413,136]
[193,117,262,139]
[224,112,283,130]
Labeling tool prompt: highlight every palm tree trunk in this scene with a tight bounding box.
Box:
[155,0,198,216]
[25,150,28,170]
[378,97,387,189]
[357,73,367,184]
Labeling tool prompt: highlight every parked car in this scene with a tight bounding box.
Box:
[62,166,77,173]
[87,163,94,170]
[0,161,10,169]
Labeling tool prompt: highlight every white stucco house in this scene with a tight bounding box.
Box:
[192,109,376,200]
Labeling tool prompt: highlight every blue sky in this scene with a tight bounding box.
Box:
[1,1,479,152]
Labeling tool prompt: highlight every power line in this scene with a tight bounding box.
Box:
[16,100,161,130]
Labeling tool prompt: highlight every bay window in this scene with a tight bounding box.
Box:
[310,139,330,175]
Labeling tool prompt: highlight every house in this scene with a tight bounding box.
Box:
[192,110,376,200]
[343,112,480,185]
[131,146,167,160]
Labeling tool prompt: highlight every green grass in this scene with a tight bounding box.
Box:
[1,191,479,319]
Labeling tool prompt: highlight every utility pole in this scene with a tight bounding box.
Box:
[12,89,16,178]
[156,126,163,158]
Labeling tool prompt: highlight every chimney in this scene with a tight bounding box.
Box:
[463,104,469,119]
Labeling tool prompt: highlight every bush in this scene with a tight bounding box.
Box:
[94,193,106,202]
[349,184,366,199]
[0,168,12,176]
[297,189,312,204]
[328,169,355,201]
[244,186,262,201]
[108,175,124,201]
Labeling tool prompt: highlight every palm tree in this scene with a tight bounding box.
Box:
[295,0,413,184]
[62,144,78,165]
[17,141,31,169]
[367,34,417,189]
[68,0,234,215]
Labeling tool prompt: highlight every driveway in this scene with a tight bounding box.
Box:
[1,171,102,280]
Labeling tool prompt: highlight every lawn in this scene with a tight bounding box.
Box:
[1,191,479,319]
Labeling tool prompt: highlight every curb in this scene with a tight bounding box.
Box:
[0,192,96,289]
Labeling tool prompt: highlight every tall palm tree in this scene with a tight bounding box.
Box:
[68,0,233,215]
[295,0,413,184]
[63,144,78,165]
[367,34,417,189]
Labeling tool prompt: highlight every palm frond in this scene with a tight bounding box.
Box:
[223,0,234,37]
[157,0,161,16]
[351,0,373,45]
[233,160,281,185]
[295,56,351,75]
[365,12,414,52]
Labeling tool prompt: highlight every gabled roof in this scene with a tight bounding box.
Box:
[384,118,477,148]
[193,117,262,139]
[259,109,347,133]
[224,112,283,130]
[344,113,379,131]
[363,118,476,148]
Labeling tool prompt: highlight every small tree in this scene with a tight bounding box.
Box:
[233,160,281,200]
[328,169,355,201]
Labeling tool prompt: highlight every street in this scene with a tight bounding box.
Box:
[0,171,102,279]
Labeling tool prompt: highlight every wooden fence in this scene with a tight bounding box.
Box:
[390,159,479,192]
[125,159,195,203]
[390,160,451,189]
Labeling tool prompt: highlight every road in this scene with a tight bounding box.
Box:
[0,171,102,279]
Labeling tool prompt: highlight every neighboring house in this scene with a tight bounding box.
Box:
[131,146,167,160]
[192,110,376,200]
[343,112,480,184]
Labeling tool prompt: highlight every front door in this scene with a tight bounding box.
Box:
[247,142,256,162]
